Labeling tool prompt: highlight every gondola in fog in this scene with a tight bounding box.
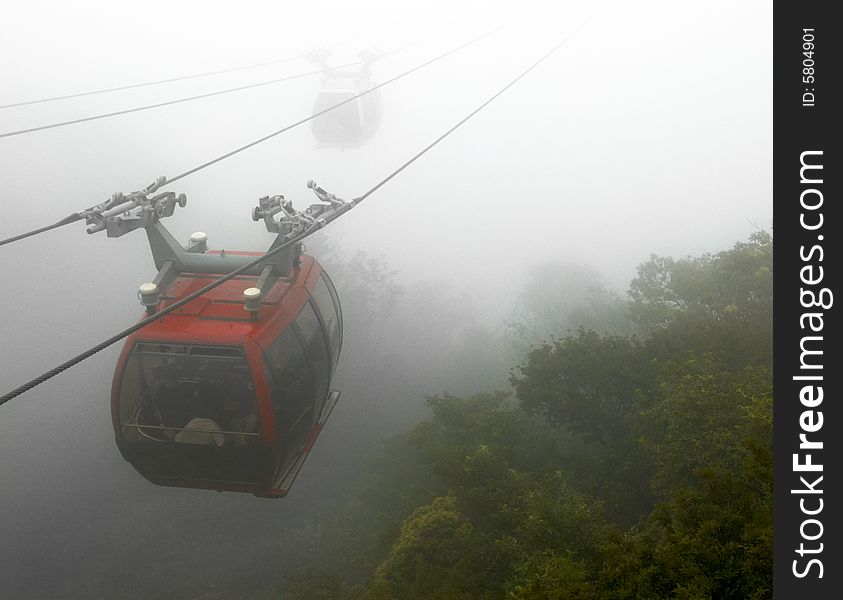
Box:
[103,183,342,497]
[310,49,383,148]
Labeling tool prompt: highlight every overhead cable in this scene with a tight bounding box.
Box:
[0,27,501,247]
[0,55,304,110]
[0,26,580,406]
[160,27,503,187]
[0,215,83,248]
[0,62,362,139]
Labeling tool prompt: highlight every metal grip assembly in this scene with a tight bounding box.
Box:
[84,176,187,238]
[253,181,347,238]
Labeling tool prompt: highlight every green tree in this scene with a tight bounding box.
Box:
[508,554,598,600]
[640,359,772,497]
[598,459,772,599]
[510,330,651,447]
[359,395,608,599]
[598,358,772,598]
[629,231,772,368]
[282,234,774,600]
[364,495,506,600]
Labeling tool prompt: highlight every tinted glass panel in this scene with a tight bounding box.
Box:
[118,344,259,448]
[311,275,341,368]
[295,302,331,410]
[263,327,313,453]
[323,272,342,350]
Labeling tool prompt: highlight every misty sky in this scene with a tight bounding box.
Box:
[1,0,771,307]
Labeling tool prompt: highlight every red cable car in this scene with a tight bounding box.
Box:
[102,186,342,497]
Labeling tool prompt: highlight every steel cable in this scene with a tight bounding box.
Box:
[161,27,502,187]
[0,28,580,405]
[0,62,362,139]
[0,55,304,110]
[0,28,499,247]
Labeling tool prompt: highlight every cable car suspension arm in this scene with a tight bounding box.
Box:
[81,176,187,237]
[0,176,183,247]
[253,180,346,237]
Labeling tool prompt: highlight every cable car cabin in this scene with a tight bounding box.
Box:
[112,255,342,497]
[109,212,343,497]
[311,77,382,148]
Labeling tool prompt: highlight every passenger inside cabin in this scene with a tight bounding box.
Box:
[174,417,226,447]
[137,351,259,446]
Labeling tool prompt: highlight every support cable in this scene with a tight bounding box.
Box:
[0,214,83,247]
[0,28,500,247]
[0,55,304,110]
[160,27,502,187]
[0,62,362,139]
[0,27,579,406]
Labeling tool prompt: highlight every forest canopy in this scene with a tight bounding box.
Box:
[278,232,773,600]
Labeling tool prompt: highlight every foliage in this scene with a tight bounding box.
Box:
[508,554,597,600]
[283,234,774,599]
[363,496,503,600]
[641,359,772,498]
[510,330,651,446]
[629,230,773,368]
[359,395,607,600]
[598,459,772,599]
[310,435,443,586]
[509,330,657,524]
[596,360,774,598]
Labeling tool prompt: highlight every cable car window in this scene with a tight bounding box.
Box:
[263,327,313,452]
[311,275,341,365]
[190,346,244,358]
[323,272,343,348]
[118,343,259,447]
[294,302,331,409]
[136,343,188,355]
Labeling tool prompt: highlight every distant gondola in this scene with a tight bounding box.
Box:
[310,49,383,148]
[105,187,342,497]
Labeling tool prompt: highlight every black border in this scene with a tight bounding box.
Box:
[773,3,840,596]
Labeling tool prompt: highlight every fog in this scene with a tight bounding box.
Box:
[1,1,770,598]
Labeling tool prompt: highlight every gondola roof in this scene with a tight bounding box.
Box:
[136,254,319,345]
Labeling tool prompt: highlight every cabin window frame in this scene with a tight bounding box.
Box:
[311,272,343,368]
[293,300,332,409]
[262,326,315,452]
[117,342,261,445]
